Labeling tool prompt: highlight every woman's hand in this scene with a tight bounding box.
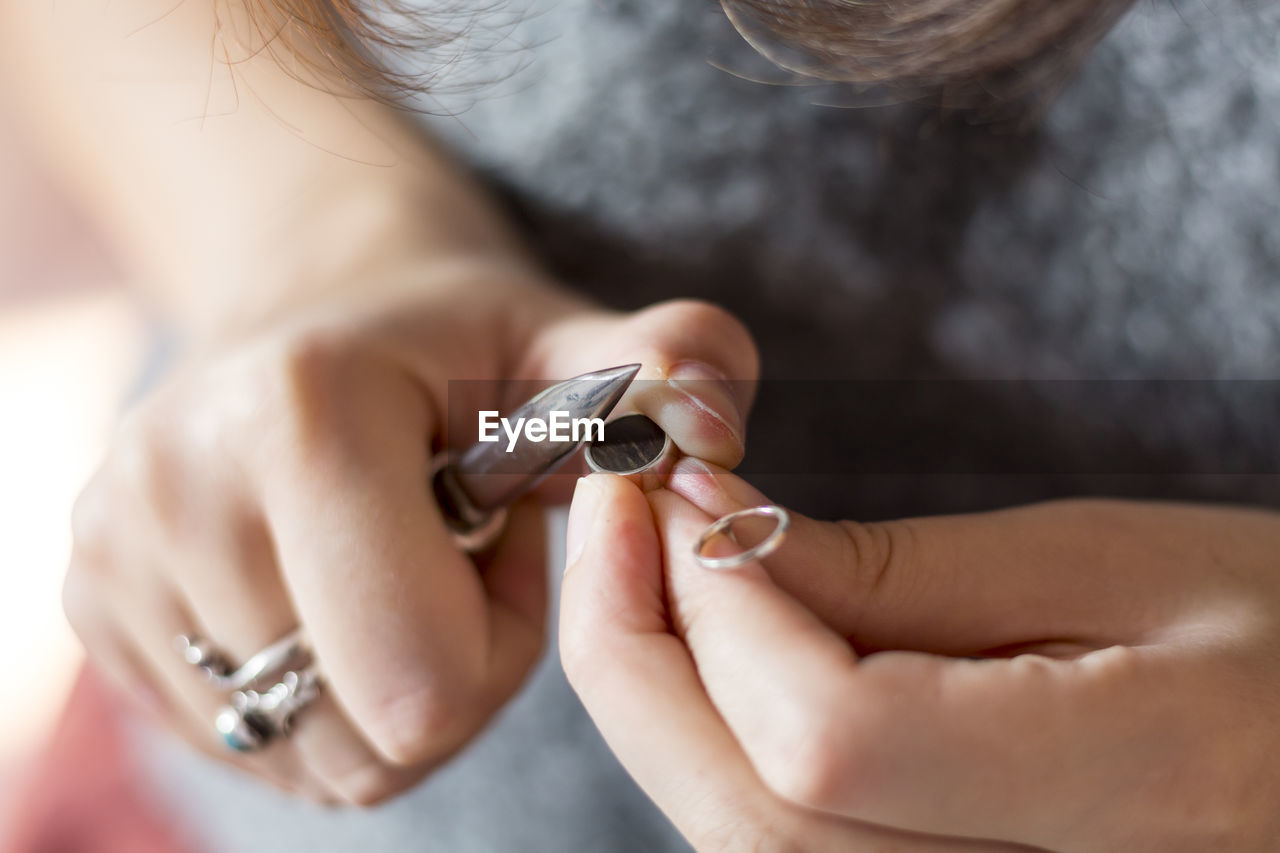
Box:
[61,262,757,806]
[560,460,1280,852]
[7,0,758,811]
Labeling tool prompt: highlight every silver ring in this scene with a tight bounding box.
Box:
[429,450,508,553]
[584,413,673,476]
[173,634,234,681]
[213,629,311,692]
[693,505,791,570]
[176,629,312,692]
[215,665,322,753]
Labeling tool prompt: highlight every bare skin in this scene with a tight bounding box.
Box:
[9,1,1280,844]
[561,461,1280,852]
[1,0,757,804]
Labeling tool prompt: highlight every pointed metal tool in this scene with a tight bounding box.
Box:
[431,364,641,551]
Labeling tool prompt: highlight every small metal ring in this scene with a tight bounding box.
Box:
[173,635,233,681]
[584,413,673,476]
[693,505,791,570]
[176,630,313,692]
[212,629,311,692]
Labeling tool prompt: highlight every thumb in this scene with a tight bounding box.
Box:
[523,299,759,471]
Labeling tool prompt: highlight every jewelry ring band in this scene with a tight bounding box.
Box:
[214,665,322,753]
[585,413,672,476]
[693,505,791,570]
[430,450,508,553]
[174,631,322,752]
[173,635,234,682]
[211,629,311,692]
[176,629,313,692]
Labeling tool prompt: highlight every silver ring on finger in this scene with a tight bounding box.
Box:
[214,664,323,753]
[693,505,791,570]
[173,634,235,682]
[175,628,312,691]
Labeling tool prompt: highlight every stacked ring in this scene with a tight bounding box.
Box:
[175,629,321,753]
[214,666,322,753]
[693,505,791,570]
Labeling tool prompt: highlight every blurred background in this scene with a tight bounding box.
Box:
[0,98,145,833]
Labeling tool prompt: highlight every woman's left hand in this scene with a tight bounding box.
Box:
[559,460,1280,852]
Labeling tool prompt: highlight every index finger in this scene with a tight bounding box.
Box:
[666,458,1233,653]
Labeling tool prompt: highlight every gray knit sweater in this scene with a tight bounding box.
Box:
[139,2,1280,850]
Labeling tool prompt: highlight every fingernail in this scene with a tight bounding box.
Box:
[669,457,770,511]
[565,476,602,570]
[667,361,745,446]
[668,457,729,505]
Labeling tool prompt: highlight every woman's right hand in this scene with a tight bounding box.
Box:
[63,259,757,806]
[561,462,1280,852]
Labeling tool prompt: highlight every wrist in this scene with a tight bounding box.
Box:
[162,178,556,348]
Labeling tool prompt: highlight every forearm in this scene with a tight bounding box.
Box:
[0,0,537,343]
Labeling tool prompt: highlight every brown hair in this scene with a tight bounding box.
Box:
[721,0,1135,109]
[250,0,1134,110]
[227,0,506,103]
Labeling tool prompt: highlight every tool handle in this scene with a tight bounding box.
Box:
[430,451,508,553]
